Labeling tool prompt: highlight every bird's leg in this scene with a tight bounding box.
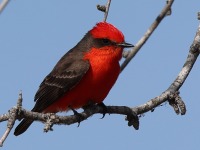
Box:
[97,102,108,119]
[69,106,84,127]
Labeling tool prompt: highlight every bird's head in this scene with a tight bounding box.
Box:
[81,22,134,62]
[90,22,134,49]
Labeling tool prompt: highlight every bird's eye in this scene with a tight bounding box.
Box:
[102,39,110,45]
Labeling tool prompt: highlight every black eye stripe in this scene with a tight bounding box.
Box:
[93,38,116,48]
[102,38,111,45]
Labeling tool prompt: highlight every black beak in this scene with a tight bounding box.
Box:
[117,42,134,48]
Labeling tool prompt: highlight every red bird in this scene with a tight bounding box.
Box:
[14,22,134,136]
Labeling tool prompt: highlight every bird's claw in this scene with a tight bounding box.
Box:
[97,102,108,119]
[70,107,84,127]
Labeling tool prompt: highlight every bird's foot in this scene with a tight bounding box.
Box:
[70,107,84,127]
[97,102,108,119]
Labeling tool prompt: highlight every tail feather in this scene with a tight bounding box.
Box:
[14,119,33,136]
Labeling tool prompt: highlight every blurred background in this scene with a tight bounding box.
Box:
[0,0,200,149]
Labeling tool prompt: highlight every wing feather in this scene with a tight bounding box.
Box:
[32,58,90,112]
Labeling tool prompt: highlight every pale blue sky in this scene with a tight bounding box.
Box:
[0,1,200,150]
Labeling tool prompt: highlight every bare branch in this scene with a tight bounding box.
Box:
[0,107,17,147]
[168,91,186,115]
[103,0,111,22]
[121,0,174,72]
[0,22,199,142]
[0,92,23,146]
[97,0,112,22]
[16,91,23,115]
[132,19,200,115]
[0,1,199,147]
[0,105,139,132]
[0,113,9,122]
[96,5,106,12]
[0,0,10,14]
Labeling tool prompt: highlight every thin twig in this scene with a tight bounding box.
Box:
[0,0,10,14]
[120,0,174,72]
[16,91,23,115]
[97,0,112,22]
[0,113,9,122]
[0,107,18,147]
[103,0,111,22]
[0,128,10,147]
[0,92,23,146]
[132,21,200,115]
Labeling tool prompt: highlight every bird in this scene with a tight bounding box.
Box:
[14,21,134,136]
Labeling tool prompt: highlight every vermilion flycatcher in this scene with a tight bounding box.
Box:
[14,22,134,136]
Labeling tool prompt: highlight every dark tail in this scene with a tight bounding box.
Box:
[14,119,34,136]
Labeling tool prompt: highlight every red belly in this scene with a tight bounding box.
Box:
[43,61,120,113]
[44,47,122,113]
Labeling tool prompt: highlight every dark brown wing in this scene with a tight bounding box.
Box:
[14,32,94,136]
[14,59,90,136]
[31,32,96,112]
[32,57,90,112]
